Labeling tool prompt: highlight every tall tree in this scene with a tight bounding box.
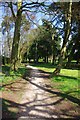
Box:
[67,3,80,64]
[2,15,14,58]
[2,1,48,70]
[10,1,22,70]
[53,1,72,74]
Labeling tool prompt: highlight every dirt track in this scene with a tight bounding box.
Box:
[17,65,80,119]
[1,65,80,119]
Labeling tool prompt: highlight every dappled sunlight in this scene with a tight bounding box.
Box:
[1,65,80,119]
[1,0,80,119]
[1,90,80,119]
[16,65,80,119]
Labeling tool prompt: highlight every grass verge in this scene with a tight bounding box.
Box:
[31,63,80,99]
[0,65,26,91]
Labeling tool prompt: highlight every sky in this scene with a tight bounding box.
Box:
[0,1,60,45]
[0,0,61,39]
[0,0,79,55]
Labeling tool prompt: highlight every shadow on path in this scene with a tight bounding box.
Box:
[26,79,80,105]
[1,66,80,119]
[24,67,80,106]
[1,97,80,120]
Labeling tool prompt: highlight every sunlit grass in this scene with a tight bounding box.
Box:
[52,76,80,98]
[0,65,26,90]
[60,69,79,78]
[31,63,80,78]
[1,63,80,99]
[35,66,55,72]
[31,63,55,72]
[32,63,80,99]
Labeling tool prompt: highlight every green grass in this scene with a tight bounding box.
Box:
[60,69,79,78]
[1,65,26,118]
[31,63,79,78]
[1,63,80,98]
[31,63,80,99]
[31,63,55,72]
[0,65,26,91]
[52,76,80,98]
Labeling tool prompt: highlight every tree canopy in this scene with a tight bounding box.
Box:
[1,0,80,73]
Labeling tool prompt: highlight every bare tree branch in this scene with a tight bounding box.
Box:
[9,2,16,19]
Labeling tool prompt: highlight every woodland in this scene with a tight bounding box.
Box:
[0,0,80,119]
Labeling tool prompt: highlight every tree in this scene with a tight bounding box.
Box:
[67,3,80,64]
[10,1,22,70]
[52,1,72,74]
[18,14,31,63]
[2,15,14,56]
[2,1,47,70]
[26,22,53,63]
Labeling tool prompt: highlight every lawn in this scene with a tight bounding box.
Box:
[0,65,26,91]
[0,63,80,99]
[0,63,80,119]
[31,63,80,99]
[0,65,27,118]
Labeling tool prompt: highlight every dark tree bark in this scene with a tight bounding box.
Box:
[67,19,80,65]
[51,34,56,65]
[11,10,22,70]
[77,19,80,64]
[3,1,49,70]
[53,1,72,75]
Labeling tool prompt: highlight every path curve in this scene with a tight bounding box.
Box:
[17,65,80,120]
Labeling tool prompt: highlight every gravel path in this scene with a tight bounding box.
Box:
[17,65,80,120]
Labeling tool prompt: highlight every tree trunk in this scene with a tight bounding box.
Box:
[11,10,22,70]
[44,57,46,63]
[53,1,72,75]
[68,19,80,65]
[67,46,75,64]
[52,55,56,65]
[77,19,80,64]
[35,42,38,63]
[7,30,11,58]
[47,56,48,63]
[46,48,48,63]
[19,53,23,63]
[51,34,56,65]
